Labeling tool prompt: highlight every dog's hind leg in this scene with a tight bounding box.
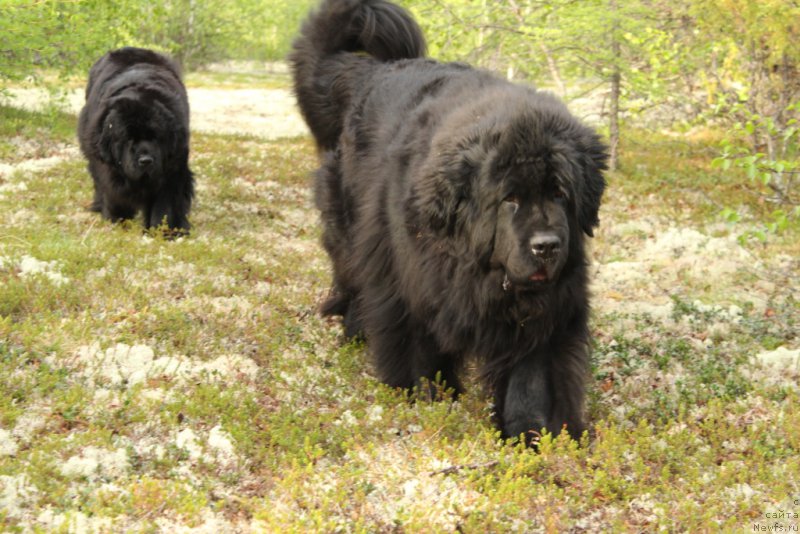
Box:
[369,305,463,399]
[89,187,103,213]
[101,195,136,223]
[410,328,463,400]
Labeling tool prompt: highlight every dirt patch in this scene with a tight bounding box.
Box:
[188,88,307,138]
[2,87,308,140]
[0,145,80,180]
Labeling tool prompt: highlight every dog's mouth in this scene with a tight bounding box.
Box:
[528,266,549,282]
[502,266,555,292]
[128,168,158,183]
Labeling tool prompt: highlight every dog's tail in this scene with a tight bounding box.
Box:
[289,0,426,149]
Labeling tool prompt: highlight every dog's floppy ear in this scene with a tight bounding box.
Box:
[95,99,134,164]
[150,100,188,158]
[577,135,608,237]
[97,114,116,163]
[174,125,188,151]
[404,148,477,235]
[169,124,189,165]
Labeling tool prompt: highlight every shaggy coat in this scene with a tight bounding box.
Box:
[78,47,194,234]
[291,0,607,442]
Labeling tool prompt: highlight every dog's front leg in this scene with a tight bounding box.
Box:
[146,179,192,235]
[498,351,552,445]
[499,331,589,444]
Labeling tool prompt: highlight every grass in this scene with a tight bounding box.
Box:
[1,93,799,532]
[0,105,76,163]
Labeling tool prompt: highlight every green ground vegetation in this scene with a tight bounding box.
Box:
[0,76,798,531]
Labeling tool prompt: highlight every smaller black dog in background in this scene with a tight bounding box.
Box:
[78,47,194,235]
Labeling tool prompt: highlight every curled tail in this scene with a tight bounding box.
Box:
[289,0,426,149]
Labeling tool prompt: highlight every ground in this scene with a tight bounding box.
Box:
[0,67,798,532]
[3,84,308,141]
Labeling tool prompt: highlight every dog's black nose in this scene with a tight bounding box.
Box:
[138,155,154,167]
[530,233,561,259]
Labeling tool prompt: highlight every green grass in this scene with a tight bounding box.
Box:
[0,105,77,163]
[0,99,798,532]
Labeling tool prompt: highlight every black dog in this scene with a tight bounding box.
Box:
[78,47,194,234]
[291,0,607,443]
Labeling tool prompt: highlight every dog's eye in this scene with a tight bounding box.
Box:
[554,189,568,201]
[503,194,520,214]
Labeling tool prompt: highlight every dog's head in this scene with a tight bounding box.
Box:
[489,158,572,289]
[406,92,607,290]
[98,96,187,182]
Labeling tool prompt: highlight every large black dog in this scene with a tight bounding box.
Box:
[78,47,194,234]
[291,0,607,442]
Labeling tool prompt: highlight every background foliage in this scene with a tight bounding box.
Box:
[0,0,316,78]
[7,0,791,204]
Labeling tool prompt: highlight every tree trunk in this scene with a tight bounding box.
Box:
[608,0,621,172]
[540,43,566,96]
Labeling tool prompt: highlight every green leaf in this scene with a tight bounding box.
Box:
[710,157,726,169]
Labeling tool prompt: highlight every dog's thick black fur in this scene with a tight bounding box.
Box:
[78,47,194,234]
[291,0,607,443]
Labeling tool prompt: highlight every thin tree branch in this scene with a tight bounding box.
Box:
[429,460,500,477]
